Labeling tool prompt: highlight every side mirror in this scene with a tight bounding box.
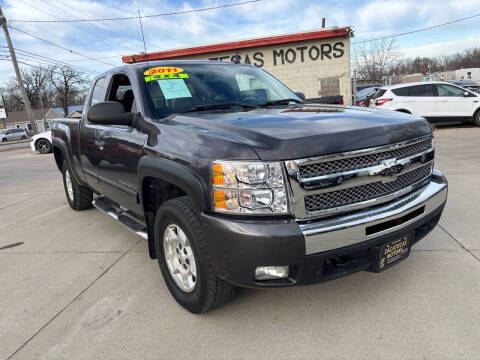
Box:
[87,101,134,126]
[464,91,470,97]
[294,92,306,102]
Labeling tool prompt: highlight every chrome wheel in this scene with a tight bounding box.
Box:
[65,169,74,201]
[163,224,197,292]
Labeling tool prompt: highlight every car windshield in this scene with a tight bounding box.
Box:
[139,63,302,119]
[0,129,7,134]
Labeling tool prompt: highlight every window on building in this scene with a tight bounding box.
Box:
[467,72,472,79]
[318,77,340,97]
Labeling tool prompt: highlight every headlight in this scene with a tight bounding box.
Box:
[212,161,288,214]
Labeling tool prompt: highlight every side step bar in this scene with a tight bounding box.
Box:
[93,197,148,240]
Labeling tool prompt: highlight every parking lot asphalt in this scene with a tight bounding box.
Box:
[0,126,479,360]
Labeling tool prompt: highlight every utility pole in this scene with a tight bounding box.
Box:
[0,6,37,134]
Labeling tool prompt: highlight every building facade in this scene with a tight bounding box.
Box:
[123,27,353,104]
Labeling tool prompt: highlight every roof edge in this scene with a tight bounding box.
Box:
[123,27,352,63]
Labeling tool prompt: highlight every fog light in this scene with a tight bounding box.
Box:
[254,266,289,280]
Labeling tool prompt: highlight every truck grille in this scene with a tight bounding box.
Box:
[304,163,432,212]
[298,138,433,178]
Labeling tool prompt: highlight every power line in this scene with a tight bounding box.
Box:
[353,12,480,44]
[0,57,96,78]
[7,0,261,23]
[7,24,117,66]
[0,45,99,73]
[43,0,146,49]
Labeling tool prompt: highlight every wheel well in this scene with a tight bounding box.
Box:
[53,146,64,171]
[395,109,411,114]
[473,107,480,121]
[142,177,187,259]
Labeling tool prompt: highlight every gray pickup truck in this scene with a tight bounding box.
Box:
[52,60,448,313]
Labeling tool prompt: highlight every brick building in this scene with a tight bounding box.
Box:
[123,27,353,104]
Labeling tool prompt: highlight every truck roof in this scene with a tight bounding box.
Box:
[102,59,242,76]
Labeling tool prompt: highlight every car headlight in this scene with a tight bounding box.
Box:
[212,161,288,214]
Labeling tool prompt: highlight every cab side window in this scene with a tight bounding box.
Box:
[107,74,136,113]
[89,77,106,107]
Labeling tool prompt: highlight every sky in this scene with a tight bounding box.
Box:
[0,0,480,87]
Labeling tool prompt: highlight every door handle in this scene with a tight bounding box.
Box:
[95,140,105,150]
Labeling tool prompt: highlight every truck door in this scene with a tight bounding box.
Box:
[79,76,106,189]
[94,73,147,215]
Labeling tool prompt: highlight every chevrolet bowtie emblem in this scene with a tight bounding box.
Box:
[368,158,410,176]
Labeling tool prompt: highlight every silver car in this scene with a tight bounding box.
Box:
[0,128,28,142]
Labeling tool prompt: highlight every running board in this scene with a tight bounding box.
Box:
[93,197,148,240]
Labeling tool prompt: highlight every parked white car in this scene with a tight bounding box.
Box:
[0,128,28,142]
[369,82,480,126]
[30,131,52,154]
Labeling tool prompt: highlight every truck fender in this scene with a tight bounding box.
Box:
[138,156,210,259]
[137,156,209,212]
[52,137,84,186]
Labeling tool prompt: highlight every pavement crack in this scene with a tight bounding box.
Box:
[439,224,480,262]
[6,238,143,360]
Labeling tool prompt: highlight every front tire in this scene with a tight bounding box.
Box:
[154,197,235,313]
[2,138,7,142]
[62,162,93,210]
[474,111,480,126]
[36,139,52,154]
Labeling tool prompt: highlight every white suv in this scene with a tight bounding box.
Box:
[369,82,480,126]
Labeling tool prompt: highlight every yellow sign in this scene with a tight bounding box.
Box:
[144,67,184,76]
[145,73,189,82]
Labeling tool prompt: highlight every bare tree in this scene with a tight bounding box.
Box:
[20,66,51,109]
[49,66,87,116]
[353,39,400,82]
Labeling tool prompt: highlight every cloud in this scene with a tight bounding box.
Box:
[400,35,480,58]
[1,0,480,89]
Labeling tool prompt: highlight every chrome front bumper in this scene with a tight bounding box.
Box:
[299,170,448,255]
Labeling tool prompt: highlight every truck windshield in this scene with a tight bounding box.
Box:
[139,63,301,119]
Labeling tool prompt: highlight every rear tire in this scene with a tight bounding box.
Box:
[473,111,480,126]
[36,139,52,154]
[21,135,26,140]
[62,162,93,210]
[154,196,235,313]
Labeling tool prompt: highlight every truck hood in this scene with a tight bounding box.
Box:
[169,105,432,160]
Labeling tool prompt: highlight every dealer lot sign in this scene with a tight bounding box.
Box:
[123,28,352,104]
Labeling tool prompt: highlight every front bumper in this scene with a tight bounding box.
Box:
[201,170,447,288]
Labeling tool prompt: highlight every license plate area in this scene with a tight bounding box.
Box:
[373,234,412,272]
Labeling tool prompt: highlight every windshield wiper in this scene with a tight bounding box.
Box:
[258,98,304,107]
[179,102,257,113]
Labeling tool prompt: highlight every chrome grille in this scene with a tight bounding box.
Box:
[304,163,432,212]
[298,138,433,178]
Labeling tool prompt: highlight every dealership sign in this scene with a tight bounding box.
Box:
[207,41,345,68]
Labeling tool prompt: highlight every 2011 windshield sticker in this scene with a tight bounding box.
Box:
[144,67,183,76]
[144,67,189,82]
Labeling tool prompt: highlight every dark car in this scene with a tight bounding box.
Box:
[51,60,447,313]
[445,79,480,92]
[355,86,379,106]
